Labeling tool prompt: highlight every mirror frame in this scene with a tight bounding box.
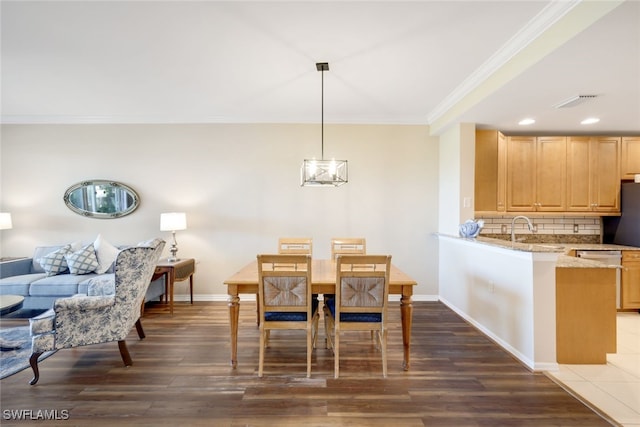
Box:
[63,180,140,219]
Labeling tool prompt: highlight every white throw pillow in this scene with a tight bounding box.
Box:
[93,234,120,274]
[38,245,72,276]
[65,244,100,275]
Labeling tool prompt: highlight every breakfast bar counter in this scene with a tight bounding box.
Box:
[437,234,631,370]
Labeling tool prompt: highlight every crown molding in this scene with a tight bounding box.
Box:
[426,0,581,126]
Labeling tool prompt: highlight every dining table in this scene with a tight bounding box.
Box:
[224,258,417,371]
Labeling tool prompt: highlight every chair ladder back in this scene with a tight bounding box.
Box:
[278,238,313,255]
[331,238,366,260]
[336,255,391,316]
[257,254,313,315]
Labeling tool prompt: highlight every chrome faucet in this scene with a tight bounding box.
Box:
[511,215,534,242]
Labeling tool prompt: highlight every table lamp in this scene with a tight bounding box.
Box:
[160,212,187,261]
[0,213,12,230]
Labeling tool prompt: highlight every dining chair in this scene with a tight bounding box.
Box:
[326,238,367,311]
[330,238,366,260]
[271,238,314,324]
[278,238,313,256]
[256,254,319,378]
[324,254,391,378]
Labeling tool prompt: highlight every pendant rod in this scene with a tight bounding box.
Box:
[316,62,329,161]
[321,66,324,160]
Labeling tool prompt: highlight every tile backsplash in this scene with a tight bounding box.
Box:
[476,215,601,243]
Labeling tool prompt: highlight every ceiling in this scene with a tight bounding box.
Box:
[1,1,639,135]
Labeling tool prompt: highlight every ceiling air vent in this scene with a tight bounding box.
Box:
[554,95,598,109]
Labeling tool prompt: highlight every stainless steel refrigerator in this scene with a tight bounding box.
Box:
[603,182,640,247]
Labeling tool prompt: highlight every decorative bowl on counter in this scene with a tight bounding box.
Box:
[459,219,484,238]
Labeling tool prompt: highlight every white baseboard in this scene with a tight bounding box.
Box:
[439,297,558,372]
[170,294,440,302]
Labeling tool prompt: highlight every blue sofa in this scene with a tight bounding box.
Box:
[0,241,166,311]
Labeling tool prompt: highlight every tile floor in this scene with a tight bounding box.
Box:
[546,312,640,426]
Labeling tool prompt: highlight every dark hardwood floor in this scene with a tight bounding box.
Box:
[0,301,613,426]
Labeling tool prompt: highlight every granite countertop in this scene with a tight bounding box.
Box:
[446,235,639,269]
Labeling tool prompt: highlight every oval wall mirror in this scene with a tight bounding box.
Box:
[64,180,140,219]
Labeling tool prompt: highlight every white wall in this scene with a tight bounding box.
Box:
[437,123,476,236]
[0,123,440,299]
[438,125,461,235]
[458,123,476,222]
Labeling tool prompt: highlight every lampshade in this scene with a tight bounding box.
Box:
[0,213,13,230]
[160,212,187,231]
[301,62,348,187]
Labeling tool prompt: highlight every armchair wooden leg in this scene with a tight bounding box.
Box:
[29,352,43,385]
[135,319,146,339]
[118,340,133,366]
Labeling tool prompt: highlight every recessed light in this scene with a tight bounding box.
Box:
[518,118,535,125]
[581,117,600,125]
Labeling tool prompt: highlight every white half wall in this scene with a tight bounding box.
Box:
[438,235,559,371]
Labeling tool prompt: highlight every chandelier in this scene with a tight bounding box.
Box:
[300,62,348,187]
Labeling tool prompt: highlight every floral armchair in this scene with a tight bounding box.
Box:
[28,239,165,385]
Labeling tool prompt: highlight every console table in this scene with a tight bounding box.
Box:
[153,258,195,315]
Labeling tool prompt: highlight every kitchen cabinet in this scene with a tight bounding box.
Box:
[566,136,620,213]
[475,130,506,213]
[621,250,640,309]
[621,136,640,180]
[556,266,617,364]
[506,136,566,212]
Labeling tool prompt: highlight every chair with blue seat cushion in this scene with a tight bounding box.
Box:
[325,238,367,312]
[253,238,315,325]
[323,254,391,378]
[278,237,313,256]
[27,239,165,385]
[257,254,318,378]
[330,237,366,260]
[277,237,318,318]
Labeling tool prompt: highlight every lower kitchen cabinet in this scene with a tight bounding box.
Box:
[556,266,616,364]
[621,251,640,309]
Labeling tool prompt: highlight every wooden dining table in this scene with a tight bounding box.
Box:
[224,258,417,371]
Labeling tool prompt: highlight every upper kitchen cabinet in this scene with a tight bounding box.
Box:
[621,137,640,180]
[475,130,507,214]
[567,137,620,213]
[506,136,566,212]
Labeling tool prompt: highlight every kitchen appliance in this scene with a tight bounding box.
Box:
[576,250,622,308]
[603,182,640,247]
